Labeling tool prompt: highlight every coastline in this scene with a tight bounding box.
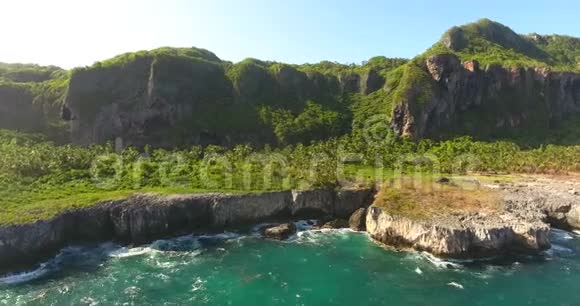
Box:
[2,175,579,274]
[0,187,376,273]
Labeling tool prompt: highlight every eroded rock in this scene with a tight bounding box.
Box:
[263,223,297,240]
[365,206,550,258]
[320,219,349,229]
[349,208,367,231]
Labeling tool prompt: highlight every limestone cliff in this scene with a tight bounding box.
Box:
[62,49,390,147]
[0,188,375,272]
[390,54,580,139]
[389,19,580,140]
[366,206,550,258]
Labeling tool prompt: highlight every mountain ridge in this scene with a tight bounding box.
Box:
[0,19,578,146]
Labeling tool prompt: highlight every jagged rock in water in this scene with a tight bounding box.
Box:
[263,223,297,240]
[320,219,349,229]
[567,206,580,229]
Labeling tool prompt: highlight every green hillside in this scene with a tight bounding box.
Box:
[0,19,578,147]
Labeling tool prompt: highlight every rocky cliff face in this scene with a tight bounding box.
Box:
[365,176,580,258]
[64,55,234,147]
[62,50,387,147]
[0,83,45,132]
[391,54,580,139]
[365,206,550,258]
[0,187,375,273]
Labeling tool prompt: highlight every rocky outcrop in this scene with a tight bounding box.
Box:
[391,53,580,139]
[365,176,580,258]
[365,206,550,258]
[493,178,580,230]
[319,219,349,229]
[290,187,375,218]
[211,192,292,227]
[0,187,375,273]
[263,223,297,240]
[349,207,367,231]
[291,189,335,217]
[64,54,234,147]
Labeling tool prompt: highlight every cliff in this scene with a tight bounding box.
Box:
[1,20,578,145]
[390,54,580,139]
[365,176,580,258]
[365,206,550,258]
[0,63,68,137]
[62,48,397,147]
[389,19,580,140]
[0,187,375,272]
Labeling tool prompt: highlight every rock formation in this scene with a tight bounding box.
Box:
[365,176,580,258]
[365,206,550,258]
[349,207,367,231]
[0,187,375,273]
[61,50,387,147]
[391,54,580,139]
[263,223,297,240]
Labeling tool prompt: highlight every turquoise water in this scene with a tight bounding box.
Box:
[2,222,580,306]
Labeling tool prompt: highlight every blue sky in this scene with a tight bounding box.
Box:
[1,0,578,68]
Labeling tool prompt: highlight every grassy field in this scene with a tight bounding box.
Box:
[373,177,503,220]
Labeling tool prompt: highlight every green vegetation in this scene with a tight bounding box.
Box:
[0,19,579,226]
[0,62,63,83]
[1,128,579,224]
[436,18,580,71]
[91,47,222,69]
[0,63,69,139]
[259,101,347,144]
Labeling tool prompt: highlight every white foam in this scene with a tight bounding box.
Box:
[545,244,575,257]
[198,232,241,240]
[0,265,50,285]
[108,246,155,258]
[551,228,575,241]
[294,220,319,231]
[415,267,423,275]
[420,252,463,269]
[447,282,464,289]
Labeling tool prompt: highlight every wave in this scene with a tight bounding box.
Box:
[419,252,464,269]
[0,244,109,286]
[551,228,576,241]
[544,243,575,257]
[108,246,155,258]
[0,265,51,285]
[447,282,464,289]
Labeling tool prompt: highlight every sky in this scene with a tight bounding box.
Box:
[1,0,579,68]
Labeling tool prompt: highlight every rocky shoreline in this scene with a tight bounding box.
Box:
[1,176,579,273]
[0,188,375,273]
[365,176,580,258]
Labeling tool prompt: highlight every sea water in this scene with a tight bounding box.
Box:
[1,222,580,305]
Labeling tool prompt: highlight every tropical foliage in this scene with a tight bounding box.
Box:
[1,128,579,224]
